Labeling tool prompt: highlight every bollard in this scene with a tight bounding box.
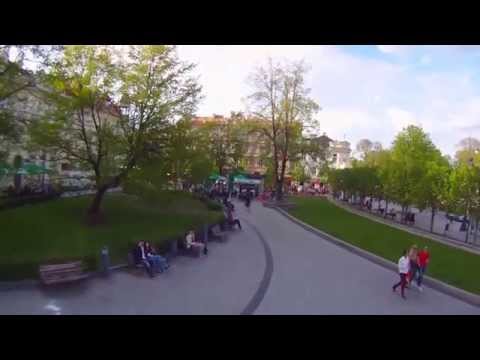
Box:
[101,246,110,276]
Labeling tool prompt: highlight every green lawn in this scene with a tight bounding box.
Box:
[290,197,480,295]
[0,191,223,280]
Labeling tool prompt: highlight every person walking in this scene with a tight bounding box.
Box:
[245,192,251,211]
[408,245,419,287]
[416,246,430,291]
[393,250,410,300]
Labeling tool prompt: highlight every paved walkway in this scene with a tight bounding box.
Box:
[1,199,479,314]
[0,224,266,315]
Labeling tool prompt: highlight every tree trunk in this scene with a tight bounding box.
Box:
[275,179,283,201]
[430,208,436,233]
[474,218,479,245]
[14,173,22,193]
[384,200,389,218]
[87,185,109,225]
[465,210,470,244]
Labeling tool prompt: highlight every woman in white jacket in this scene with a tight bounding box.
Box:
[392,250,410,300]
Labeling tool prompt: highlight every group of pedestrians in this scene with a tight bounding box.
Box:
[133,240,170,278]
[392,244,430,300]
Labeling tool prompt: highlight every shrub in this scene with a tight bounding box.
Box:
[205,199,223,211]
[0,193,61,211]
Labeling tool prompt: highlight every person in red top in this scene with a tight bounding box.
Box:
[416,246,430,291]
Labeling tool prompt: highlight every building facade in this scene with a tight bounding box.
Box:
[0,75,121,190]
[302,135,352,182]
[329,140,352,169]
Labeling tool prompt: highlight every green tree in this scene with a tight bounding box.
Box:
[247,59,320,201]
[448,162,480,243]
[364,149,393,213]
[161,118,213,188]
[388,125,439,221]
[195,120,230,176]
[455,137,480,165]
[416,154,451,233]
[291,162,309,183]
[194,114,250,176]
[28,45,201,221]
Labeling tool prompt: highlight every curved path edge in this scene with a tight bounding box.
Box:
[272,206,480,308]
[240,218,274,315]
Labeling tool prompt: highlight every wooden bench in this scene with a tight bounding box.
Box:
[127,251,145,270]
[385,211,396,220]
[210,225,228,243]
[39,261,88,285]
[178,237,204,258]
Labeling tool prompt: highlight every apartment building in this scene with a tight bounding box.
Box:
[0,73,121,190]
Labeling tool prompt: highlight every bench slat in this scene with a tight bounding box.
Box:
[40,262,83,272]
[42,273,89,285]
[41,270,83,280]
[39,261,86,285]
[41,269,84,277]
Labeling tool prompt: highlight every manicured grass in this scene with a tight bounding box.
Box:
[0,192,223,281]
[290,197,480,295]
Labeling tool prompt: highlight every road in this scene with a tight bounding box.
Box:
[0,199,478,315]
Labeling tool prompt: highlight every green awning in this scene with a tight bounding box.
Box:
[17,163,51,175]
[0,163,12,176]
[233,176,261,185]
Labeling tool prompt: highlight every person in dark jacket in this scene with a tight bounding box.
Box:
[134,241,154,278]
[245,192,251,210]
[226,208,242,229]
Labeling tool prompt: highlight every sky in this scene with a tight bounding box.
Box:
[177,45,480,157]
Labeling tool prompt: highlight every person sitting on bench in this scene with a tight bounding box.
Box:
[145,242,169,273]
[134,241,154,278]
[225,208,242,230]
[185,230,205,252]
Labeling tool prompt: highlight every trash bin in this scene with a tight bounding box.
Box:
[101,246,110,276]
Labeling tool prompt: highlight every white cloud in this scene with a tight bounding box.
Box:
[377,45,410,55]
[387,107,421,133]
[177,45,480,156]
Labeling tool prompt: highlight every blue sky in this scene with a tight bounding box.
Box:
[178,45,480,156]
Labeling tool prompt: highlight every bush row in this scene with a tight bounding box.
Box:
[0,193,62,211]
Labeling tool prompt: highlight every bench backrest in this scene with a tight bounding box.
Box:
[40,261,83,273]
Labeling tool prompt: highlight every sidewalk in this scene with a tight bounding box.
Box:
[0,223,266,315]
[329,197,480,256]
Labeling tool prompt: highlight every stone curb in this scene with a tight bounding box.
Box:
[272,206,480,308]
